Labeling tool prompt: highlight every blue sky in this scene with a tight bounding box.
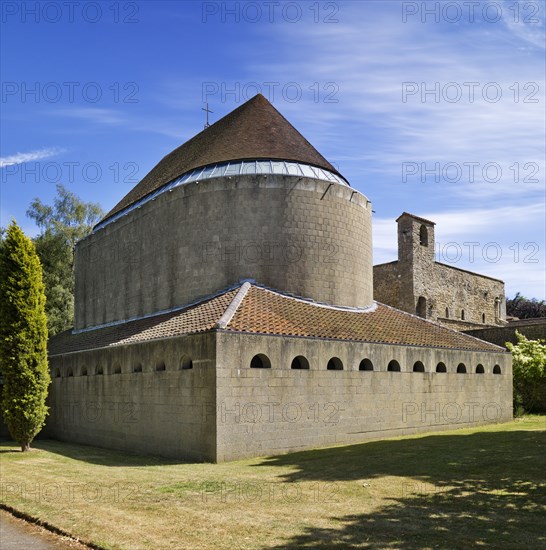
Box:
[1,0,545,299]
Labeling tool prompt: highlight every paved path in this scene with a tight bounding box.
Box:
[0,510,88,549]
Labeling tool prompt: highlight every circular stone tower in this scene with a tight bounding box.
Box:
[74,95,373,330]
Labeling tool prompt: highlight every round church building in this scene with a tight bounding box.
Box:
[75,94,373,330]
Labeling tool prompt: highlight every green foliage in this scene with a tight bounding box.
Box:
[506,292,546,319]
[0,221,50,451]
[507,331,546,414]
[26,184,103,335]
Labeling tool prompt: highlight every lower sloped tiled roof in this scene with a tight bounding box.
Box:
[48,284,505,356]
[48,289,238,355]
[227,286,504,352]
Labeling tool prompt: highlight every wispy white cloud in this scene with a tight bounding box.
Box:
[241,3,545,206]
[0,147,65,168]
[501,0,546,50]
[54,107,128,126]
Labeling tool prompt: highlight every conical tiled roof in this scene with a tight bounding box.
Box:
[101,94,341,222]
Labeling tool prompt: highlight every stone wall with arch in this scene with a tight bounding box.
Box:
[216,332,513,462]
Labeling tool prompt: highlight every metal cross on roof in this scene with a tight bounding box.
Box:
[202,103,213,129]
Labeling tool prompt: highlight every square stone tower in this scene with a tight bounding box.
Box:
[396,212,436,318]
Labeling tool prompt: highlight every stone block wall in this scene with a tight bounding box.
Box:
[74,175,373,330]
[46,333,217,461]
[372,261,400,306]
[464,319,546,347]
[430,263,505,326]
[215,332,512,462]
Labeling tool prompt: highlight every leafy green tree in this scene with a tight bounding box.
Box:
[27,184,103,335]
[507,331,546,414]
[506,293,546,319]
[0,221,50,451]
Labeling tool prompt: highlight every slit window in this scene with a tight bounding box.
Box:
[419,225,428,246]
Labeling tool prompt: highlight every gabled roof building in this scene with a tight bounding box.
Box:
[48,95,512,462]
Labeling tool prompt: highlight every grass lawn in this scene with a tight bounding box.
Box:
[1,417,545,549]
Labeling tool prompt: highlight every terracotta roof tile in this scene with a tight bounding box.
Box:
[49,284,505,356]
[48,289,237,355]
[226,286,505,352]
[101,94,341,223]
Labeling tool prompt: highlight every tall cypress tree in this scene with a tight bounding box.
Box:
[0,221,50,451]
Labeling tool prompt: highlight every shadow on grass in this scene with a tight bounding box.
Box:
[257,430,546,549]
[0,438,187,467]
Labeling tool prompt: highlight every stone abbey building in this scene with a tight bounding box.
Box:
[374,213,507,331]
[47,95,512,462]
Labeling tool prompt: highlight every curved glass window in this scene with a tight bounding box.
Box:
[94,160,350,231]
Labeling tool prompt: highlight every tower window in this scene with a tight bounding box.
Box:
[476,364,485,374]
[482,313,486,324]
[445,307,449,318]
[461,310,465,320]
[436,362,447,373]
[419,225,428,246]
[457,363,467,374]
[180,355,193,370]
[493,365,502,374]
[416,297,427,318]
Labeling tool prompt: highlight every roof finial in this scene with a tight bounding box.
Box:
[202,102,213,129]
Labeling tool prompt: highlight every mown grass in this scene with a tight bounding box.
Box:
[1,417,545,549]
